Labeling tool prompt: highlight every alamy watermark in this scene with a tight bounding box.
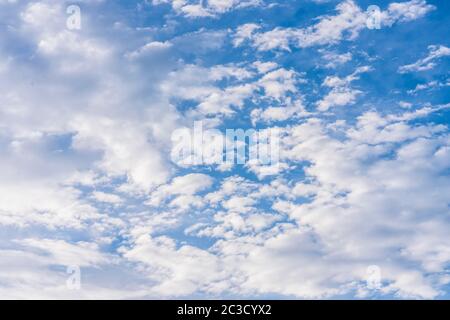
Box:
[171,121,280,168]
[66,5,81,30]
[366,265,382,290]
[366,5,382,30]
[66,265,81,290]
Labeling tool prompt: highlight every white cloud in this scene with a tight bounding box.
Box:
[384,0,435,25]
[257,68,298,100]
[0,182,101,229]
[317,87,362,111]
[270,112,450,298]
[399,45,450,73]
[407,79,450,94]
[399,101,413,108]
[251,99,309,124]
[152,0,262,18]
[316,66,371,111]
[17,238,109,267]
[71,116,171,192]
[233,23,261,47]
[234,0,435,51]
[161,64,301,117]
[1,0,449,301]
[92,191,124,205]
[147,173,214,207]
[320,51,353,68]
[125,41,173,60]
[233,0,366,51]
[119,234,225,296]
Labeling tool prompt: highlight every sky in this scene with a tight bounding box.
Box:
[0,0,449,299]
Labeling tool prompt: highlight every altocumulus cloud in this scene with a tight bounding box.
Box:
[0,0,449,299]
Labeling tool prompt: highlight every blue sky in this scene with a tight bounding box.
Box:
[0,0,449,299]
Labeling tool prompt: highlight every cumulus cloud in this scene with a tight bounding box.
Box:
[320,51,353,69]
[384,0,436,24]
[167,110,450,298]
[152,0,262,18]
[399,45,450,73]
[233,0,435,51]
[161,63,301,117]
[1,0,449,300]
[407,79,450,94]
[317,66,371,111]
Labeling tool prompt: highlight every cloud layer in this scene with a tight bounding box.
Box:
[0,0,449,299]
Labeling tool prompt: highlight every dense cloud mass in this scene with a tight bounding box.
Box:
[0,0,449,299]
